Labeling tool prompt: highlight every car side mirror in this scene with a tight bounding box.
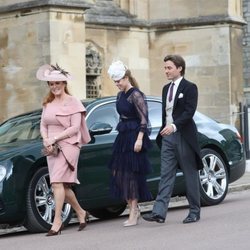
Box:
[89,122,113,135]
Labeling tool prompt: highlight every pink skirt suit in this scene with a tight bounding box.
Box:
[40,96,91,184]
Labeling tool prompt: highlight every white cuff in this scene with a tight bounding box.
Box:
[171,124,177,132]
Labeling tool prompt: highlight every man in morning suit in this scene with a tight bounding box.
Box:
[143,54,203,224]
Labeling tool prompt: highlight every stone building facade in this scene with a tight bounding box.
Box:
[243,0,250,101]
[0,0,245,129]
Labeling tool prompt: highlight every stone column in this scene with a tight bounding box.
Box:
[0,0,92,122]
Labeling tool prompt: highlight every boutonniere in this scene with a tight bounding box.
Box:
[178,93,184,98]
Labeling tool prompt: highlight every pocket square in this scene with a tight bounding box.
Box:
[178,93,184,98]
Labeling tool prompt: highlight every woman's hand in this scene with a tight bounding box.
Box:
[134,139,142,153]
[43,145,54,155]
[43,137,56,147]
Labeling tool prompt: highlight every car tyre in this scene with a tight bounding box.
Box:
[24,167,72,233]
[199,148,229,206]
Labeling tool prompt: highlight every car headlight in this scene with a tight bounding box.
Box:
[0,166,7,182]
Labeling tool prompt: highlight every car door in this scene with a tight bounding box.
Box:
[145,100,162,196]
[75,101,120,208]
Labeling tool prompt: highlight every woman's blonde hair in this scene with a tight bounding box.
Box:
[42,81,71,106]
[124,69,139,89]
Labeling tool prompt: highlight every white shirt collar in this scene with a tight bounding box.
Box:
[172,76,183,88]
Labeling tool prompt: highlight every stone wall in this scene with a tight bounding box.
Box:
[86,0,244,125]
[243,0,250,102]
[0,1,89,122]
[115,0,242,20]
[85,26,151,96]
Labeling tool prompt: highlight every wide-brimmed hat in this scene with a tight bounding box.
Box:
[36,63,72,81]
[108,60,128,81]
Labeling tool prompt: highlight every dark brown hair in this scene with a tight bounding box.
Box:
[164,54,186,76]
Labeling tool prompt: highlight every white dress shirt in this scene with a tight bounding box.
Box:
[166,77,183,132]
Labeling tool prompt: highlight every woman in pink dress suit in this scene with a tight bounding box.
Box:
[37,64,91,236]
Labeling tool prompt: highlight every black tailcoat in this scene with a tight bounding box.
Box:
[157,78,203,170]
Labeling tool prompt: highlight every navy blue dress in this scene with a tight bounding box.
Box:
[109,87,152,202]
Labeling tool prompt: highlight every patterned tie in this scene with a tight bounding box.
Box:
[168,82,174,102]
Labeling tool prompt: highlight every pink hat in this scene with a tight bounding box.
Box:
[36,64,72,81]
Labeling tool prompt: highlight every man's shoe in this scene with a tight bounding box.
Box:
[142,213,165,223]
[183,214,200,224]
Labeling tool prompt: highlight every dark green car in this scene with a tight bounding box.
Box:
[0,96,246,232]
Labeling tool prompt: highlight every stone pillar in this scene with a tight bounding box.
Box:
[0,0,92,122]
[243,0,250,102]
[48,9,87,99]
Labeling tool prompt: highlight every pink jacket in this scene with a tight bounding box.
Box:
[54,97,91,146]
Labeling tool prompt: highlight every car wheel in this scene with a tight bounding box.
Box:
[199,148,229,206]
[24,167,72,233]
[89,204,127,219]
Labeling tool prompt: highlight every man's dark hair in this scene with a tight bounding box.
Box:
[163,54,186,76]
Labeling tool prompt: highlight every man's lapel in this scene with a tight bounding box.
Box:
[163,83,170,110]
[173,78,185,108]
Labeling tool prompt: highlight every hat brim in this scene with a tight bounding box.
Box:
[111,75,124,81]
[36,64,72,81]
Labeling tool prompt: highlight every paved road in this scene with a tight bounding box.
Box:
[1,171,250,236]
[1,189,250,250]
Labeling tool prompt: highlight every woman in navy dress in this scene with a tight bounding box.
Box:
[108,61,152,227]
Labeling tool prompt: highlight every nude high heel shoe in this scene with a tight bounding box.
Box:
[123,204,141,226]
[123,207,140,227]
[123,205,131,225]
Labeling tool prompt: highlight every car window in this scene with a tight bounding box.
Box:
[86,102,119,132]
[0,117,41,143]
[148,101,162,128]
[86,100,162,131]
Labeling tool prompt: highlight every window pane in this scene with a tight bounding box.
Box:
[148,101,161,128]
[87,103,119,131]
[0,117,41,143]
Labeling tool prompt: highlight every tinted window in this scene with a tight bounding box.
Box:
[148,101,162,128]
[0,116,41,143]
[86,102,119,131]
[86,100,162,131]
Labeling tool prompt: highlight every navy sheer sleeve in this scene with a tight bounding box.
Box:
[130,90,149,133]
